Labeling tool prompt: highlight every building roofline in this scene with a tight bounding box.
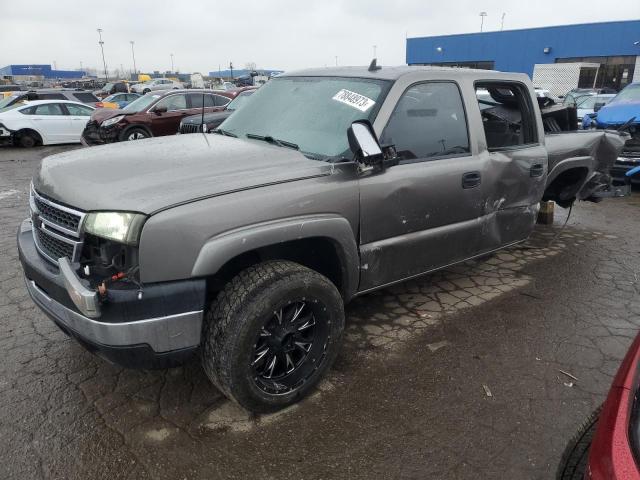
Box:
[408,18,640,41]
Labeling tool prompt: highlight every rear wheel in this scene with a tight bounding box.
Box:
[556,406,602,479]
[201,260,344,413]
[122,128,149,141]
[143,88,150,94]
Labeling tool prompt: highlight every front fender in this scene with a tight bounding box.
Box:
[191,214,360,300]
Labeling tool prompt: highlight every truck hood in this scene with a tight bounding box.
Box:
[596,100,640,127]
[34,134,332,214]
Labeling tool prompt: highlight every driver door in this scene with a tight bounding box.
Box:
[358,81,488,291]
[148,93,189,136]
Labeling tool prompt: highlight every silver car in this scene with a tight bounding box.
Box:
[130,78,183,94]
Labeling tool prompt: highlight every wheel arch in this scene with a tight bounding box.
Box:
[543,160,592,207]
[192,215,360,302]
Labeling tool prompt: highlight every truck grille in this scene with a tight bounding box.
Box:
[30,186,85,264]
[35,227,75,260]
[179,123,202,134]
[33,195,82,232]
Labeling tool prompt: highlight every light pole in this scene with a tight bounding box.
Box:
[479,12,487,32]
[170,53,174,73]
[130,41,137,76]
[97,28,108,81]
[500,12,506,31]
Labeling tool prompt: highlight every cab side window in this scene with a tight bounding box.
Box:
[380,82,469,162]
[475,82,538,150]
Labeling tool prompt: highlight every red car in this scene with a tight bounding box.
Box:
[558,333,640,479]
[81,89,236,145]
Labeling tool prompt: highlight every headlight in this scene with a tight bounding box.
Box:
[101,115,125,127]
[83,212,146,245]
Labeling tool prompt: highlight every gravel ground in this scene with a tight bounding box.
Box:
[1,144,639,479]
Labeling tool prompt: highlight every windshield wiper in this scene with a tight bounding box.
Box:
[246,133,299,150]
[212,128,237,138]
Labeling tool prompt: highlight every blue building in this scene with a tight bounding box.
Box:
[0,64,86,80]
[406,20,640,91]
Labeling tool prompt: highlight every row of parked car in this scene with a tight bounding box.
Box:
[0,85,257,148]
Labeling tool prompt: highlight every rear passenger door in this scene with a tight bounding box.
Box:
[473,81,547,250]
[358,81,488,291]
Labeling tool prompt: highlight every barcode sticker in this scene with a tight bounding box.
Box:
[332,89,376,112]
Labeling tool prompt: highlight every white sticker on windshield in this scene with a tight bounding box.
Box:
[332,89,376,112]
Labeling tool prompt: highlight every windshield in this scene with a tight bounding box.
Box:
[227,91,255,111]
[220,76,390,159]
[577,95,613,109]
[610,84,640,104]
[123,93,161,112]
[103,94,117,102]
[0,95,22,110]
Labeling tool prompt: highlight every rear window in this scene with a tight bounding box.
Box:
[73,92,99,103]
[38,93,66,100]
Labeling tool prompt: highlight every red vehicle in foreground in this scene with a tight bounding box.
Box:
[558,334,640,479]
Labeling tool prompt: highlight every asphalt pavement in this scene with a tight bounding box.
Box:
[1,144,639,479]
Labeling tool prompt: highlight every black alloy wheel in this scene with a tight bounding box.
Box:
[251,299,329,395]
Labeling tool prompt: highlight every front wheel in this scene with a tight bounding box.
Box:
[122,127,149,141]
[556,406,602,479]
[201,261,345,413]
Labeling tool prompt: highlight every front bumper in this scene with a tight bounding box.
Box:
[18,219,206,368]
[81,121,121,146]
[0,123,14,145]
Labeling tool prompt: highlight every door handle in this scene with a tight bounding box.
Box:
[530,163,544,177]
[462,171,481,189]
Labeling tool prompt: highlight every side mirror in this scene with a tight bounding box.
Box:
[154,105,167,114]
[348,121,383,164]
[594,102,605,112]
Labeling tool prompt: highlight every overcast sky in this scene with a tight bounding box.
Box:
[1,0,639,75]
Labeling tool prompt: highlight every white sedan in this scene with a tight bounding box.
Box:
[0,100,95,147]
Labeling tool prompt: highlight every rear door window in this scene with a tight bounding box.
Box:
[474,82,538,149]
[188,93,216,108]
[65,104,93,116]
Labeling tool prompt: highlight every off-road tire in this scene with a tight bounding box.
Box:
[556,406,602,479]
[17,131,39,148]
[201,260,344,413]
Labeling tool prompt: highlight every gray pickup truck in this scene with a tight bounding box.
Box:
[18,65,627,412]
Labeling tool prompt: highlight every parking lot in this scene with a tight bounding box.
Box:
[0,144,637,479]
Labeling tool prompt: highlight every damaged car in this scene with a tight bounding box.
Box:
[18,65,627,413]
